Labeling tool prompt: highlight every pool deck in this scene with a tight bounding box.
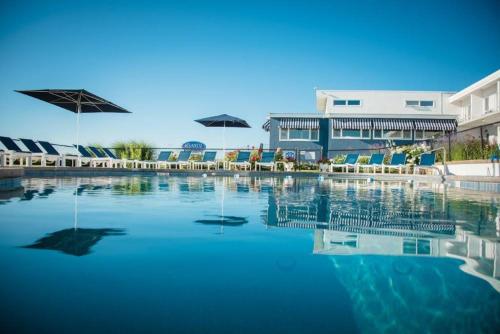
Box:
[1,167,499,193]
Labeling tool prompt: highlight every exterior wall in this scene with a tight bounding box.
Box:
[269,118,328,160]
[316,90,460,116]
[451,70,500,129]
[326,119,417,157]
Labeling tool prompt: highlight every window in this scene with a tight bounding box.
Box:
[406,100,434,108]
[332,128,370,139]
[419,100,434,107]
[415,130,443,140]
[403,238,431,255]
[334,99,361,106]
[279,128,319,141]
[373,129,412,140]
[484,96,490,112]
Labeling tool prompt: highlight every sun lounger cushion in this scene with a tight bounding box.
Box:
[20,139,44,153]
[38,141,61,156]
[0,136,24,152]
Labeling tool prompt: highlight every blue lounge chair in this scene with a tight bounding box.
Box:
[330,153,359,173]
[414,152,439,175]
[192,151,217,170]
[74,145,109,167]
[0,136,35,166]
[357,153,385,173]
[156,151,173,169]
[20,138,62,167]
[255,151,276,171]
[229,151,252,171]
[88,146,126,168]
[38,141,79,167]
[171,151,192,169]
[383,153,407,174]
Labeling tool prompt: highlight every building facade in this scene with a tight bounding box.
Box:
[449,70,500,149]
[263,69,499,161]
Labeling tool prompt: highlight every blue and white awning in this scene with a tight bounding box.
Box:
[414,119,457,131]
[331,118,371,129]
[262,119,270,132]
[372,118,413,130]
[279,118,320,129]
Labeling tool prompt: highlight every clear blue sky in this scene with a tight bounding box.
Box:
[0,0,499,148]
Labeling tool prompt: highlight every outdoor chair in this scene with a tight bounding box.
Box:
[170,151,192,169]
[74,145,109,168]
[383,153,407,174]
[356,153,385,173]
[38,141,79,167]
[155,151,173,169]
[192,151,217,170]
[101,148,134,168]
[228,151,252,171]
[255,151,276,171]
[414,152,440,175]
[88,146,125,168]
[20,138,62,167]
[330,153,359,173]
[0,136,36,167]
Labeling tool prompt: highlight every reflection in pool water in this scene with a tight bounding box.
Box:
[0,176,499,333]
[23,227,126,256]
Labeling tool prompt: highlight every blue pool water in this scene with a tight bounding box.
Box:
[0,176,499,333]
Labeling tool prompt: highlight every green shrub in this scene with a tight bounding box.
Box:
[449,136,496,161]
[332,155,345,164]
[357,156,370,164]
[113,140,154,161]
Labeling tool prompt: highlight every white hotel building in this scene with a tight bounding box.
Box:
[263,69,500,160]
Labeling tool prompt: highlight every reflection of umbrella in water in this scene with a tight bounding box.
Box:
[195,215,249,227]
[22,228,125,256]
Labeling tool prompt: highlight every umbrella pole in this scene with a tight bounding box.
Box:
[222,123,226,164]
[221,177,224,235]
[74,101,81,230]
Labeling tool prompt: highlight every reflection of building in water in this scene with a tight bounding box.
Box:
[264,179,500,292]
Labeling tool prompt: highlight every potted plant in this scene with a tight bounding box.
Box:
[283,156,296,172]
[318,158,330,172]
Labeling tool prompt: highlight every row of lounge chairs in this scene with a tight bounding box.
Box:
[0,136,438,174]
[330,152,438,175]
[0,136,273,170]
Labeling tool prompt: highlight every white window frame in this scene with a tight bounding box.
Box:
[332,128,371,139]
[333,99,362,107]
[405,100,434,108]
[414,130,444,140]
[373,129,412,140]
[279,128,319,141]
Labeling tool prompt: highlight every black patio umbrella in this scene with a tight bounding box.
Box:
[16,89,130,153]
[195,114,250,234]
[195,215,249,226]
[195,114,250,156]
[22,227,126,256]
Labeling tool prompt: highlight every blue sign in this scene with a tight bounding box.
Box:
[182,141,206,151]
[284,151,295,159]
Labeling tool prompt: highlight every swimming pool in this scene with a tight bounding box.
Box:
[0,176,499,333]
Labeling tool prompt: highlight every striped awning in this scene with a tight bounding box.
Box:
[372,118,413,130]
[331,118,371,129]
[262,119,270,132]
[414,119,457,131]
[279,118,320,129]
